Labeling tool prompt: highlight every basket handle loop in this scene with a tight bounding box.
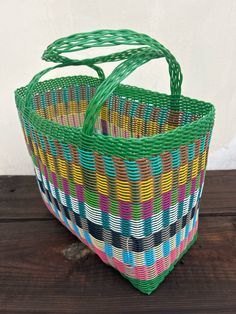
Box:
[82,47,177,135]
[24,47,163,113]
[43,30,166,81]
[24,62,105,111]
[42,30,183,136]
[43,39,158,69]
[42,30,182,96]
[25,30,182,137]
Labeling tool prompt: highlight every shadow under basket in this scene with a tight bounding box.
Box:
[15,29,215,294]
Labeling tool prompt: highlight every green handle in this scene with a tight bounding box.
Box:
[25,62,106,108]
[25,29,183,137]
[42,30,180,83]
[43,30,166,77]
[83,47,164,135]
[42,30,182,94]
[44,40,157,67]
[43,29,155,64]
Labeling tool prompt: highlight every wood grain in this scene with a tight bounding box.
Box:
[0,216,235,313]
[0,171,235,313]
[0,170,236,220]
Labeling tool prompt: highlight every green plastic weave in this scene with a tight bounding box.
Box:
[15,29,215,294]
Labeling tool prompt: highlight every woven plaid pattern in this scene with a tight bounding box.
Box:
[17,81,212,294]
[33,85,199,138]
[15,29,215,294]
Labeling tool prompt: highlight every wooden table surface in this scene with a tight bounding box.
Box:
[0,170,235,313]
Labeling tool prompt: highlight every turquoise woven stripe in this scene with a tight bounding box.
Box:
[27,116,210,180]
[35,162,202,238]
[38,174,199,266]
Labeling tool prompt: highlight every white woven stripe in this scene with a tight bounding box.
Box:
[40,188,199,267]
[35,165,200,238]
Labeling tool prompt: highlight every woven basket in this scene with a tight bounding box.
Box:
[15,29,215,294]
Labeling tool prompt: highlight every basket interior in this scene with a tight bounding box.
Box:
[18,76,212,139]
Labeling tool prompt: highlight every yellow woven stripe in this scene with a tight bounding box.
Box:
[148,121,158,136]
[116,180,131,201]
[58,158,68,179]
[179,164,188,185]
[122,115,129,130]
[192,156,199,178]
[32,142,38,156]
[96,173,109,196]
[163,124,169,132]
[101,106,108,121]
[47,153,55,173]
[68,101,77,114]
[140,178,154,201]
[80,100,88,112]
[38,147,45,164]
[56,103,66,116]
[36,108,45,117]
[134,117,144,136]
[111,111,118,125]
[72,164,83,185]
[45,105,54,120]
[167,124,176,131]
[161,171,173,193]
[201,150,207,170]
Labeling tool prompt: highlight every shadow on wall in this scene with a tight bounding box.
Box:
[208,136,236,170]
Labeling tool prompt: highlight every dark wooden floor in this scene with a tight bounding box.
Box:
[0,170,235,313]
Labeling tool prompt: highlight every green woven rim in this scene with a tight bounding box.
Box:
[15,75,215,160]
[122,232,198,294]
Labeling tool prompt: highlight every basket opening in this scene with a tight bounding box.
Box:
[31,82,202,139]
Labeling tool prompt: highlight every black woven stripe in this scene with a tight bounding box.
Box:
[38,178,197,252]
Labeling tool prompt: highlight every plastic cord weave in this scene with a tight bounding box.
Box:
[15,29,215,294]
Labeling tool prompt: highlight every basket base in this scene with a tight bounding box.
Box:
[38,181,198,295]
[122,232,198,294]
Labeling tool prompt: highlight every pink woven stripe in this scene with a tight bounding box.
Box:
[142,199,154,219]
[99,194,110,213]
[43,193,198,281]
[114,226,198,280]
[51,172,58,188]
[75,184,84,202]
[119,200,132,220]
[39,165,203,219]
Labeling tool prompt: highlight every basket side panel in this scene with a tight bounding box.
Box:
[17,106,212,294]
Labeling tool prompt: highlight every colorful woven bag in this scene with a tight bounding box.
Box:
[15,30,215,294]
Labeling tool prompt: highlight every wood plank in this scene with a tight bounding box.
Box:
[0,171,236,220]
[0,176,50,220]
[0,216,235,313]
[200,170,236,215]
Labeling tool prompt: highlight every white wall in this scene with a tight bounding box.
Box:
[0,0,236,175]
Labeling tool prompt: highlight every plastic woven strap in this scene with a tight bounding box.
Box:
[25,29,183,136]
[42,29,182,96]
